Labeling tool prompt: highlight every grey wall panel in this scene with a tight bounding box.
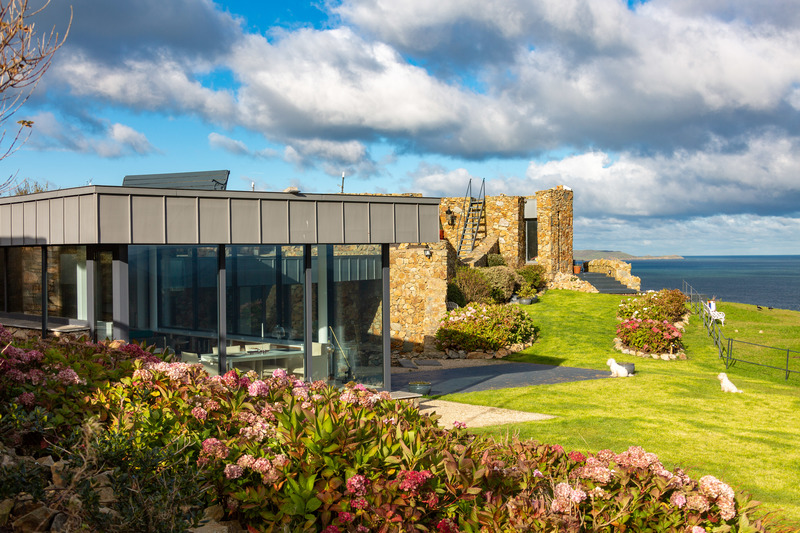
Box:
[98,195,130,243]
[199,198,229,243]
[231,199,259,243]
[369,203,395,243]
[166,197,197,243]
[261,200,288,243]
[418,204,440,243]
[344,202,369,243]
[289,202,316,243]
[36,200,50,244]
[0,205,12,245]
[394,204,418,243]
[131,196,165,244]
[64,196,81,243]
[23,202,37,245]
[11,204,23,245]
[317,202,343,243]
[79,195,97,244]
[49,198,64,245]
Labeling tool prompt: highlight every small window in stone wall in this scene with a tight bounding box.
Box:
[525,219,538,261]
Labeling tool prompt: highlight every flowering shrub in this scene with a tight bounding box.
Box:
[616,318,684,353]
[435,302,537,351]
[0,326,782,532]
[0,325,162,445]
[618,289,688,323]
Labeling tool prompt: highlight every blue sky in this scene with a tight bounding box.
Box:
[4,0,800,256]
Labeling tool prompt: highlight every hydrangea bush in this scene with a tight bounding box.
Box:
[616,289,688,355]
[616,318,684,354]
[618,289,688,323]
[0,325,784,532]
[434,302,537,352]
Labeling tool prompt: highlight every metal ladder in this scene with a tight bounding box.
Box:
[456,178,486,256]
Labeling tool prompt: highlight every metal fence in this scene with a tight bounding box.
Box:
[683,281,799,380]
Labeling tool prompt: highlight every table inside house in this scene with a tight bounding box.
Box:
[215,348,304,377]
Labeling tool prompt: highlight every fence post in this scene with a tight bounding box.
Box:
[727,337,732,368]
[787,348,791,381]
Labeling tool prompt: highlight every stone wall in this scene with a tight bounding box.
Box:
[535,186,574,277]
[389,241,453,351]
[585,259,641,291]
[438,195,525,267]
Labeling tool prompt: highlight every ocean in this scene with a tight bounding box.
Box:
[627,256,800,312]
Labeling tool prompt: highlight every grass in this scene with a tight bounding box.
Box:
[441,290,800,527]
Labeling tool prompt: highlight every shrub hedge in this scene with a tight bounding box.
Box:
[0,326,781,532]
[435,302,537,352]
[480,266,520,303]
[453,267,493,304]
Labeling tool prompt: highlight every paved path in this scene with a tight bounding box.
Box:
[391,360,609,396]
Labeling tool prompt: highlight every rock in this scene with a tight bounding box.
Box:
[398,359,418,369]
[204,504,225,522]
[98,486,115,504]
[12,504,54,532]
[0,498,14,526]
[35,456,54,468]
[496,348,510,358]
[67,495,82,514]
[466,351,487,359]
[50,513,68,532]
[51,460,70,489]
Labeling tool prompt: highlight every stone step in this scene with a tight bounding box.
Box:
[577,272,637,294]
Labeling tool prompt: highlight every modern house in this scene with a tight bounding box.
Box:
[0,175,440,390]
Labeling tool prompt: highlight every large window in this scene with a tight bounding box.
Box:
[128,245,219,354]
[0,246,87,320]
[311,245,384,387]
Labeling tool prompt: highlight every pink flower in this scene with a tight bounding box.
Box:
[568,450,586,462]
[397,470,433,493]
[272,368,288,379]
[224,464,243,479]
[437,518,459,533]
[321,526,340,533]
[691,527,707,533]
[248,380,269,397]
[670,492,686,508]
[16,391,35,406]
[191,406,208,421]
[453,421,467,429]
[337,511,354,524]
[350,497,368,509]
[346,474,369,496]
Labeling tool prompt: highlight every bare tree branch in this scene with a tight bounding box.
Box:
[1,0,70,166]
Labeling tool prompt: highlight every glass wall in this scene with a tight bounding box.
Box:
[0,246,87,321]
[312,244,384,387]
[128,245,219,357]
[224,245,305,378]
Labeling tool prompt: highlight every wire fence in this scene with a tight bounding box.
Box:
[683,281,799,380]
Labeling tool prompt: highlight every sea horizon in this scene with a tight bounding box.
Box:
[627,255,800,312]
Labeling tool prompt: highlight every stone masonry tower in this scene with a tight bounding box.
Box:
[535,186,574,276]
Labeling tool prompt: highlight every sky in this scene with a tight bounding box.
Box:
[3,0,800,256]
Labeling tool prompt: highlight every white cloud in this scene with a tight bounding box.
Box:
[408,163,478,196]
[26,113,157,158]
[576,213,800,256]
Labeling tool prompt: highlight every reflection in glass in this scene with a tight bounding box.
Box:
[312,245,384,387]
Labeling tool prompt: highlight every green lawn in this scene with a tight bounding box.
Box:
[441,290,800,527]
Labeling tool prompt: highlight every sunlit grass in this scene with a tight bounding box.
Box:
[442,290,800,526]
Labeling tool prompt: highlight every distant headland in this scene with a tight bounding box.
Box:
[574,250,684,261]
